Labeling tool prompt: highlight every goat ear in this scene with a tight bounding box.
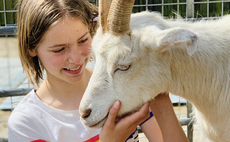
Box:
[156,28,198,56]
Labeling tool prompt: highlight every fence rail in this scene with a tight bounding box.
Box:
[0,88,32,97]
[0,26,17,35]
[0,138,7,142]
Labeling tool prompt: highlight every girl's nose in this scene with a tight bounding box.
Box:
[67,46,82,64]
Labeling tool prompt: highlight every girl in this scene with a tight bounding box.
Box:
[8,0,163,141]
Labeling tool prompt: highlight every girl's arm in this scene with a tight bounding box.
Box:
[140,116,163,142]
[149,93,189,142]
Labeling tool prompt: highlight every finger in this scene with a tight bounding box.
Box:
[104,100,121,127]
[132,102,150,124]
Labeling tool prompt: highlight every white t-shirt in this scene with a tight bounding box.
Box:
[8,90,145,142]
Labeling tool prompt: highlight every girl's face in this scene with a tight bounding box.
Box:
[34,17,92,84]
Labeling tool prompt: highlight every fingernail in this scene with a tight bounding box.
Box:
[113,100,120,109]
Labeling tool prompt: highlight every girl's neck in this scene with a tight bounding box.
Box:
[36,67,93,110]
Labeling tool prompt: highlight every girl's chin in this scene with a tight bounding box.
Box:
[66,68,86,83]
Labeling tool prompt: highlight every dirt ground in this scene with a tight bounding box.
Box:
[0,37,19,58]
[0,98,11,139]
[0,37,18,139]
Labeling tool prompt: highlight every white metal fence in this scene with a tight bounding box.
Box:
[88,0,230,18]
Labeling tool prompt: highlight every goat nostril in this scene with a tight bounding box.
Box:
[81,109,92,119]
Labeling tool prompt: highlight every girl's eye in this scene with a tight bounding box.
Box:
[53,48,65,53]
[79,38,88,43]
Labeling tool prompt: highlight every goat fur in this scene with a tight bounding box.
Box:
[79,11,230,142]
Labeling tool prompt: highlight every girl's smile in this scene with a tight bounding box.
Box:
[63,63,83,75]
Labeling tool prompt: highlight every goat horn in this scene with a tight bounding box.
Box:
[99,0,112,33]
[107,0,135,35]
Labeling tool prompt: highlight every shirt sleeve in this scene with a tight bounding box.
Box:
[8,108,49,142]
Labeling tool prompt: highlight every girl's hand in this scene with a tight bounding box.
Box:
[99,100,150,142]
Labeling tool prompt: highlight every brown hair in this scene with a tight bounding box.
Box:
[17,0,98,87]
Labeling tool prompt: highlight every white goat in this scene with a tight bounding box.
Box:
[79,0,230,141]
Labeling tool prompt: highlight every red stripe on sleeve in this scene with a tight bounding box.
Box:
[31,139,48,142]
[84,134,99,142]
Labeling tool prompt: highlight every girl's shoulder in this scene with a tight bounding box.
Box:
[8,90,41,123]
[8,90,45,134]
[8,90,50,141]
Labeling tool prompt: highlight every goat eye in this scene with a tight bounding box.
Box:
[115,65,131,73]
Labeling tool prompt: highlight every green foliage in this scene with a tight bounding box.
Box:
[0,1,3,11]
[5,0,17,10]
[0,0,17,26]
[224,2,230,15]
[132,0,230,18]
[0,13,4,26]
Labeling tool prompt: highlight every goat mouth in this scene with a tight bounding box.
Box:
[88,105,143,127]
[88,113,109,128]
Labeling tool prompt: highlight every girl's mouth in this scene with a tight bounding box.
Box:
[63,64,83,75]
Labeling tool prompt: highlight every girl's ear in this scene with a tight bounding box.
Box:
[28,49,37,57]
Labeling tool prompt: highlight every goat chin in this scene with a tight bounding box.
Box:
[82,116,107,128]
[115,103,144,122]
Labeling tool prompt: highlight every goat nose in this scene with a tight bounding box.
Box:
[80,109,92,119]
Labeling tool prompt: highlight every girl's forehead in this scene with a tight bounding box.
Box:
[49,16,85,32]
[40,16,88,45]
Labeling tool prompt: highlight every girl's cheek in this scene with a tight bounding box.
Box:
[49,54,67,67]
[37,48,66,69]
[82,44,92,57]
[83,37,92,57]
